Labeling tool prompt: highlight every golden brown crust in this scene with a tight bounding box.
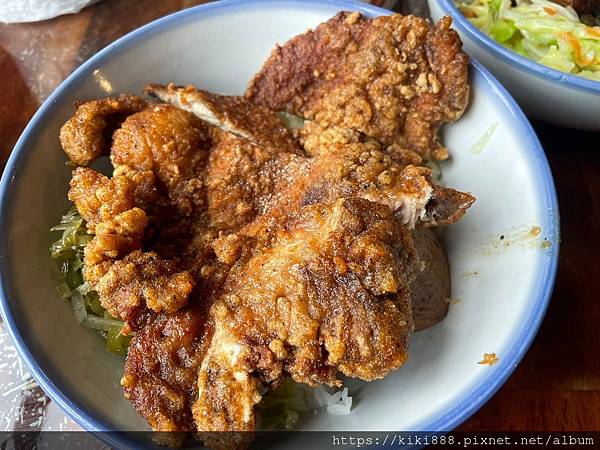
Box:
[59,94,147,166]
[122,306,210,438]
[205,129,288,231]
[111,104,211,216]
[193,198,417,433]
[69,167,195,325]
[95,250,195,323]
[145,83,302,155]
[246,13,469,160]
[68,167,148,269]
[243,122,473,237]
[68,166,135,233]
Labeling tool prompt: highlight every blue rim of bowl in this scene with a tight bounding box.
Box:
[436,0,600,94]
[0,0,559,446]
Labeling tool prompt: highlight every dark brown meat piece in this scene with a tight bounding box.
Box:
[122,306,210,445]
[193,198,417,433]
[59,94,147,166]
[410,228,450,331]
[246,13,470,160]
[424,183,476,227]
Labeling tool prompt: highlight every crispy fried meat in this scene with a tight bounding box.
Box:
[122,306,210,444]
[246,13,469,160]
[145,83,302,155]
[60,94,147,166]
[56,12,475,448]
[193,198,417,434]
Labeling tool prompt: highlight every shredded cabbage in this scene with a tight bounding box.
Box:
[50,209,131,355]
[455,0,600,81]
[258,379,353,430]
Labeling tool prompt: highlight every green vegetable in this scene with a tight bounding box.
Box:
[50,208,130,355]
[257,378,353,430]
[84,290,105,316]
[455,0,600,81]
[258,379,312,430]
[106,326,133,356]
[490,19,518,42]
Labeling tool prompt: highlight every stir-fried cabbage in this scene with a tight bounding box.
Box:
[258,378,352,430]
[50,209,132,355]
[455,0,600,81]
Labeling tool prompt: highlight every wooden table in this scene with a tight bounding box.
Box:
[0,0,598,434]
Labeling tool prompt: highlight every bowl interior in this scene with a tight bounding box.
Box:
[0,0,558,440]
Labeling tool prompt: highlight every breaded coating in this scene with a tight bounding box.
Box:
[144,82,473,235]
[145,83,302,154]
[228,127,474,244]
[111,104,211,216]
[69,167,194,326]
[59,94,147,166]
[298,122,474,227]
[111,166,160,211]
[193,199,416,433]
[95,250,195,324]
[69,167,147,269]
[246,13,469,160]
[207,122,474,274]
[205,128,286,230]
[122,306,210,445]
[68,166,138,233]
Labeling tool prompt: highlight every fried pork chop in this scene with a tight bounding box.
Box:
[145,83,302,155]
[60,94,148,166]
[122,306,210,447]
[145,85,471,445]
[57,12,475,449]
[246,13,470,160]
[194,198,417,436]
[151,86,475,238]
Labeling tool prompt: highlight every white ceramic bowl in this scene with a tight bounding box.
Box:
[428,0,600,131]
[0,0,559,447]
